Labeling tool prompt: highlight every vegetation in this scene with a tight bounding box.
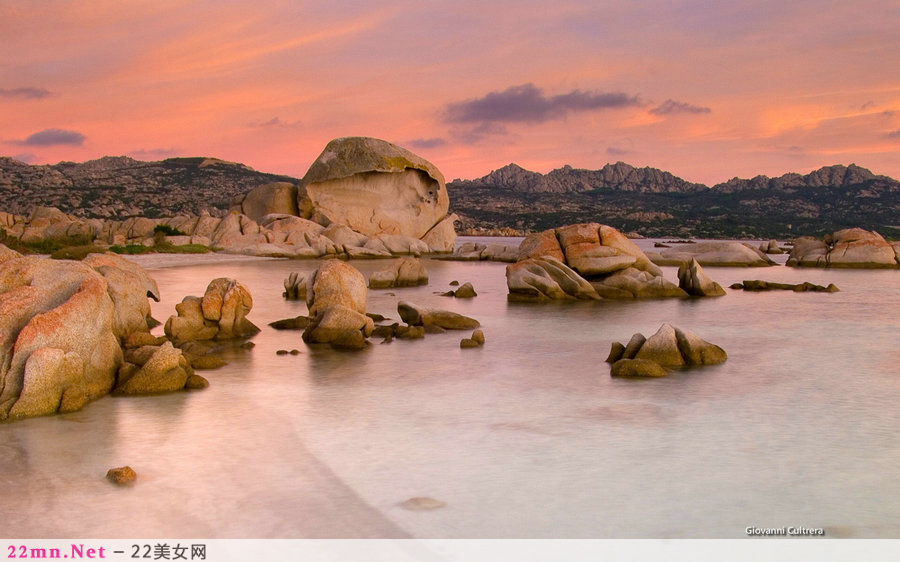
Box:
[109,243,211,255]
[153,224,187,236]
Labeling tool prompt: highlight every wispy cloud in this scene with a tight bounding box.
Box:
[649,99,711,115]
[248,117,303,129]
[407,137,447,149]
[127,147,181,160]
[13,153,38,163]
[606,146,632,156]
[444,83,642,125]
[887,129,900,139]
[15,128,85,146]
[0,87,53,99]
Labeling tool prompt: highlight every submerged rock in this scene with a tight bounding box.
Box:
[106,466,137,485]
[397,301,480,330]
[731,280,839,292]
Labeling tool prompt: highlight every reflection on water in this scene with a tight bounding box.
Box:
[2,240,899,538]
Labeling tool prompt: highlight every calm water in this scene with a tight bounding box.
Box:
[2,238,899,538]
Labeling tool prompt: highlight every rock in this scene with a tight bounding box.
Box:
[400,497,446,510]
[610,358,668,377]
[234,182,299,222]
[369,258,429,288]
[420,214,458,253]
[123,332,167,348]
[114,341,191,395]
[479,244,519,262]
[654,241,776,267]
[517,229,565,262]
[677,258,726,297]
[164,279,259,344]
[471,329,485,345]
[606,342,625,363]
[395,324,425,340]
[397,301,480,330]
[506,257,600,301]
[302,137,452,240]
[786,237,829,267]
[612,324,726,372]
[452,282,477,298]
[734,280,839,293]
[460,338,480,348]
[0,257,123,420]
[184,374,210,389]
[787,229,899,268]
[82,253,161,339]
[322,223,369,248]
[106,466,137,485]
[187,355,227,370]
[759,239,784,254]
[592,267,687,299]
[303,261,373,349]
[283,272,306,300]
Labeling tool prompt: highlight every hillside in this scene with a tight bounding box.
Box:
[448,163,900,239]
[0,156,297,219]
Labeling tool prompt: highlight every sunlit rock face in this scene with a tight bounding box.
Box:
[302,137,451,241]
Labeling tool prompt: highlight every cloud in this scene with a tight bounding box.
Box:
[888,129,900,139]
[16,128,85,146]
[444,83,642,125]
[606,146,632,156]
[450,122,511,145]
[248,117,303,129]
[407,137,447,149]
[0,87,53,99]
[127,147,181,160]
[649,99,712,115]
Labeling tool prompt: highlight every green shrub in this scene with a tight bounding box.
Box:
[153,224,187,236]
[49,245,108,260]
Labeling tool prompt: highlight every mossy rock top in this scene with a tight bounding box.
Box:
[303,137,445,187]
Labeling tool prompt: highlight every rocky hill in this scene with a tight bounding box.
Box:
[0,156,297,219]
[448,163,900,239]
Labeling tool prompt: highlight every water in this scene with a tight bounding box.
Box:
[2,238,899,538]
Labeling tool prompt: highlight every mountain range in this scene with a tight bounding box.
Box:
[1,155,897,238]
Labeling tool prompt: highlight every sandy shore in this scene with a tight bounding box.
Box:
[123,252,283,270]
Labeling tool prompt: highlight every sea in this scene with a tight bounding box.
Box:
[1,237,899,539]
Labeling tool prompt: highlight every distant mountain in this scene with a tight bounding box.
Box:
[448,163,900,238]
[0,155,297,219]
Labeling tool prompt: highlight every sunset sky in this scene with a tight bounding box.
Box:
[2,0,899,185]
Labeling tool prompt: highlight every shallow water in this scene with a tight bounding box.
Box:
[2,239,899,538]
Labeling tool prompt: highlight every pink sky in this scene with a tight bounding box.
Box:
[2,0,899,185]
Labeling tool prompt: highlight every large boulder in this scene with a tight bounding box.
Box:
[233,182,299,222]
[606,324,726,378]
[653,241,776,267]
[788,228,899,268]
[302,261,373,349]
[0,257,124,420]
[82,253,161,339]
[302,137,451,240]
[506,257,600,301]
[397,301,480,330]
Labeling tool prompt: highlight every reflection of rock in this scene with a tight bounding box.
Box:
[368,258,429,289]
[164,278,259,344]
[506,224,685,300]
[398,301,480,330]
[677,258,726,297]
[787,228,899,268]
[302,261,373,349]
[607,324,726,377]
[302,137,452,240]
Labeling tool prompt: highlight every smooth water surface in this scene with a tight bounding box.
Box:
[2,239,899,538]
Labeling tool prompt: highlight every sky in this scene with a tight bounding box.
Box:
[2,0,899,185]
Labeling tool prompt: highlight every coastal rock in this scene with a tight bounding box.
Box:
[677,258,726,297]
[787,229,899,268]
[114,341,191,395]
[283,272,306,300]
[609,324,726,378]
[0,257,123,420]
[232,182,299,222]
[654,241,776,267]
[759,239,785,254]
[452,282,477,298]
[506,257,600,301]
[303,261,373,349]
[368,258,429,289]
[397,301,480,330]
[610,358,668,377]
[420,214,458,253]
[322,223,369,249]
[731,280,839,292]
[518,229,565,262]
[302,137,451,240]
[592,267,687,299]
[106,466,137,485]
[82,253,161,339]
[164,279,259,344]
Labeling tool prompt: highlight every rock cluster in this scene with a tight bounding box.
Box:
[506,223,686,300]
[759,240,785,254]
[164,278,260,344]
[787,228,899,268]
[445,241,519,262]
[606,324,727,377]
[0,247,193,420]
[302,261,374,349]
